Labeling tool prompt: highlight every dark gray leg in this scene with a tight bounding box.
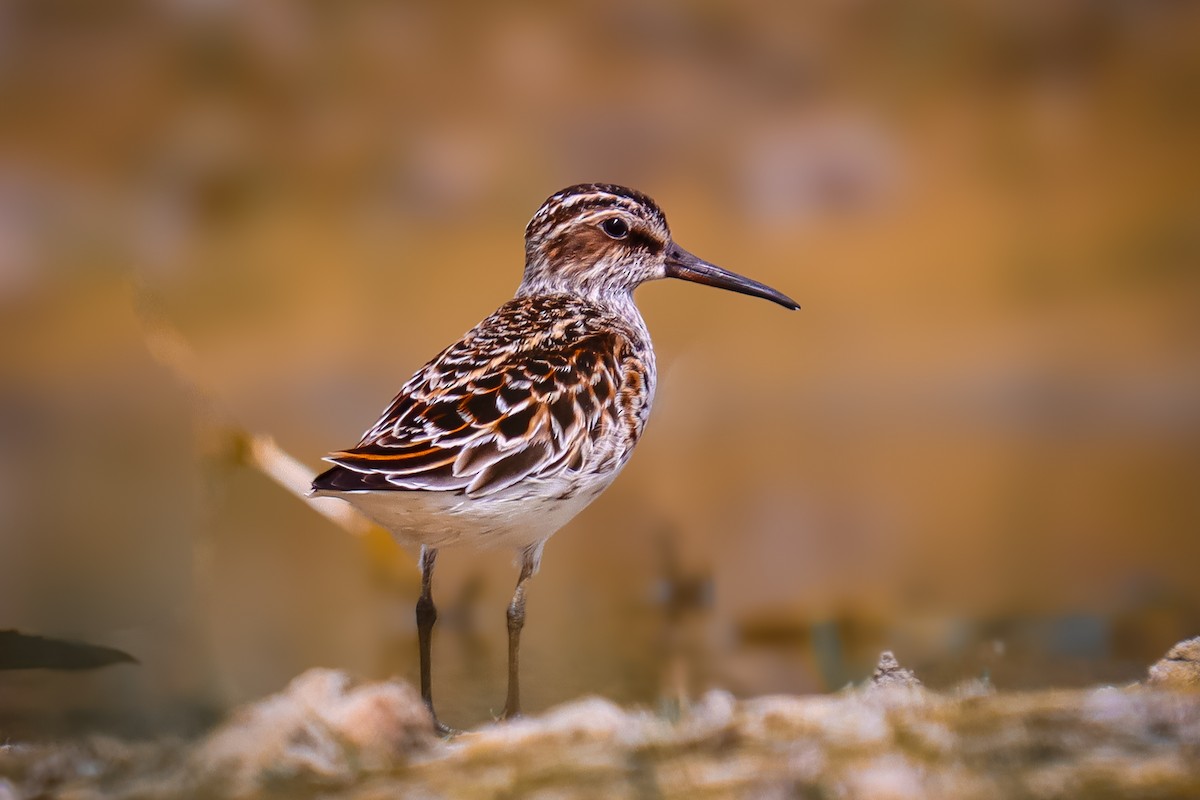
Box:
[502,545,540,720]
[416,546,453,734]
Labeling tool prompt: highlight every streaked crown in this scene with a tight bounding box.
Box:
[520,184,673,301]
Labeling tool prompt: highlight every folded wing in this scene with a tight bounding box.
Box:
[312,332,624,498]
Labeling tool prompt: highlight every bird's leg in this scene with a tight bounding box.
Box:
[502,544,540,720]
[415,546,454,734]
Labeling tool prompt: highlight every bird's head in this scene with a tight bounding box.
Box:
[520,183,798,310]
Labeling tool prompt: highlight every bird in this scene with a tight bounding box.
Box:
[310,183,797,731]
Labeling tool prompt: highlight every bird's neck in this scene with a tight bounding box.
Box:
[514,282,653,358]
[516,277,640,322]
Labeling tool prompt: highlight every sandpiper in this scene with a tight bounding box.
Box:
[311,183,797,730]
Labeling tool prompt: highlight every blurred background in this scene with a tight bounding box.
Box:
[1,0,1198,737]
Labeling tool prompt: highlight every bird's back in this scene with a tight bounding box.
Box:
[312,293,655,550]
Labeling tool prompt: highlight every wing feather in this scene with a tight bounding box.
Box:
[312,324,627,499]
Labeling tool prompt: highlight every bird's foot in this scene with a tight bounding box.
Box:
[423,700,461,737]
[432,716,461,737]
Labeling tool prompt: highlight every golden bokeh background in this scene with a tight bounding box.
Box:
[1,0,1198,734]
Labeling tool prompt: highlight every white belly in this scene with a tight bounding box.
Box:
[314,475,613,553]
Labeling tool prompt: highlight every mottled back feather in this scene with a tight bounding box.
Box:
[312,294,652,499]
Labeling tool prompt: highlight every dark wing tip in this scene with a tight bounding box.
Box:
[312,455,461,493]
[312,463,366,493]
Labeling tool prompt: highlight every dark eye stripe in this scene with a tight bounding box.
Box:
[626,228,663,253]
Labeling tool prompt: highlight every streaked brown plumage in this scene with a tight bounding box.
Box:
[311,183,797,730]
[315,294,648,502]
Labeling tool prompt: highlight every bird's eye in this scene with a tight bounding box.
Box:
[601,217,629,239]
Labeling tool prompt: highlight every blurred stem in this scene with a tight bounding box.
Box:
[134,287,379,539]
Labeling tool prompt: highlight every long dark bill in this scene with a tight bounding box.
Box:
[664,245,799,310]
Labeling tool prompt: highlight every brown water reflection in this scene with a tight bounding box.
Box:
[1,1,1198,737]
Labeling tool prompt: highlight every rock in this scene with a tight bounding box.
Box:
[187,668,435,796]
[1147,636,1200,689]
[869,651,922,689]
[3,658,1200,799]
